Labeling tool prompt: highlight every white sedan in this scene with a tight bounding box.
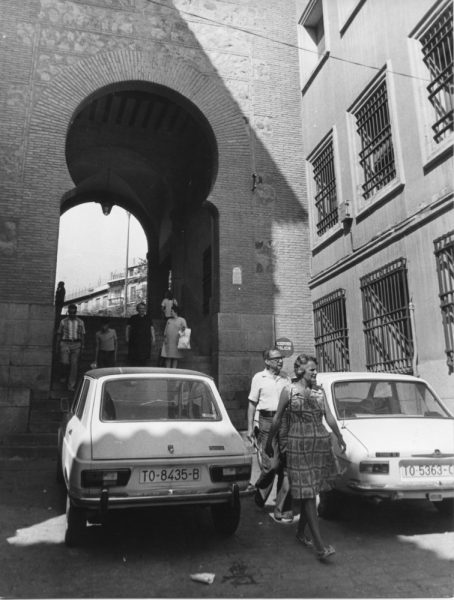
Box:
[57,367,253,546]
[316,372,454,519]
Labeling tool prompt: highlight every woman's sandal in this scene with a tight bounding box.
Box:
[296,532,313,548]
[316,545,336,561]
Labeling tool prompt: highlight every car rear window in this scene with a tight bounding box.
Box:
[332,380,451,419]
[100,377,221,421]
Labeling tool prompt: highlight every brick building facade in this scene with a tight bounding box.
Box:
[0,0,311,434]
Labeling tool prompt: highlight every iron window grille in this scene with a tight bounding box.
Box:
[353,78,396,200]
[309,134,339,236]
[418,1,453,143]
[313,289,350,371]
[360,258,413,373]
[434,230,454,371]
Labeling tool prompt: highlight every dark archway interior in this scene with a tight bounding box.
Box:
[65,82,218,231]
[63,82,219,328]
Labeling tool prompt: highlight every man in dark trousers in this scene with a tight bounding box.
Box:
[125,302,156,366]
[56,303,85,391]
[247,347,293,522]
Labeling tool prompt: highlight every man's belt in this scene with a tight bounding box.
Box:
[259,410,276,417]
[62,339,81,342]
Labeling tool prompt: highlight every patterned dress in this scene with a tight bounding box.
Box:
[287,383,341,499]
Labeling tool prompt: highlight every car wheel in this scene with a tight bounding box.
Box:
[433,498,454,517]
[317,490,344,520]
[211,501,241,536]
[65,496,86,547]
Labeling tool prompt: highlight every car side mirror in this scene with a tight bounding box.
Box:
[60,398,70,413]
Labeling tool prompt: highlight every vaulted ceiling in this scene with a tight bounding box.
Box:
[65,85,218,234]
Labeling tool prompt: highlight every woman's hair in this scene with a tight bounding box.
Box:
[172,304,180,315]
[136,302,146,311]
[293,353,317,374]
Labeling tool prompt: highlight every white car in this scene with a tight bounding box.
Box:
[315,372,454,519]
[57,367,253,546]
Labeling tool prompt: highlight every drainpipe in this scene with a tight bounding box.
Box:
[409,300,418,376]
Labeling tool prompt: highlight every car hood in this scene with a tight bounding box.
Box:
[91,420,248,460]
[342,418,454,456]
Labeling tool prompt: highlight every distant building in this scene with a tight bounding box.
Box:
[64,261,148,317]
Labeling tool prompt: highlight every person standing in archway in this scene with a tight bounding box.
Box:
[54,281,66,327]
[160,305,187,368]
[125,302,156,366]
[56,303,85,392]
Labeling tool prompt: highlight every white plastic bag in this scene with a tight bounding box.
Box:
[177,328,191,350]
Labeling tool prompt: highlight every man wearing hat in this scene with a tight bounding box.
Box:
[247,347,293,522]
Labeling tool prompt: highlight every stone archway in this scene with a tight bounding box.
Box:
[23,47,252,396]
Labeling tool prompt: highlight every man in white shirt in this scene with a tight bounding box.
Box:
[247,347,293,522]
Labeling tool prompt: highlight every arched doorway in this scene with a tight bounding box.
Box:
[60,81,219,370]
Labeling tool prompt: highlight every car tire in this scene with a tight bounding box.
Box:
[317,490,344,520]
[433,498,454,517]
[211,501,241,536]
[65,496,86,547]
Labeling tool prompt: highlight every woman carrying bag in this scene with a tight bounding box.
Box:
[160,305,189,368]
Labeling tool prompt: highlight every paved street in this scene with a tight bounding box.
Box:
[0,455,453,599]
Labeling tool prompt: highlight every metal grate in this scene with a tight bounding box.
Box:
[313,289,350,371]
[354,79,396,200]
[434,230,454,369]
[310,135,339,235]
[419,2,453,142]
[360,258,413,373]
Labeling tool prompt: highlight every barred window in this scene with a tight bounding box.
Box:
[313,289,350,371]
[418,1,453,143]
[352,77,396,200]
[434,230,454,371]
[360,258,413,373]
[309,134,339,236]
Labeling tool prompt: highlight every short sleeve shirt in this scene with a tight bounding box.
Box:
[248,369,290,412]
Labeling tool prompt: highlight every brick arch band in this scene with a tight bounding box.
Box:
[26,48,252,210]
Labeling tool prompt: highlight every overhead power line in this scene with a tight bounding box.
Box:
[146,0,430,83]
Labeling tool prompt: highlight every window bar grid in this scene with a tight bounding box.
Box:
[313,290,350,371]
[420,3,453,142]
[360,259,413,373]
[355,82,396,199]
[434,231,454,358]
[312,139,338,235]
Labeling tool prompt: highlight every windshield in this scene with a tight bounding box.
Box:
[332,380,451,419]
[100,377,221,422]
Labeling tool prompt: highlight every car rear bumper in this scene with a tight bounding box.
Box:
[70,483,254,511]
[345,483,454,501]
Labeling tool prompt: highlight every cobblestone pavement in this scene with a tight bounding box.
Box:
[0,456,453,599]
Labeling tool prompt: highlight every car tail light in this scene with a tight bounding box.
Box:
[210,465,251,482]
[81,469,131,488]
[359,462,389,474]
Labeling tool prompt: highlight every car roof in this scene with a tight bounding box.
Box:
[317,371,425,385]
[84,367,213,380]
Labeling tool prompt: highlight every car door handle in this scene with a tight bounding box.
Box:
[68,429,73,436]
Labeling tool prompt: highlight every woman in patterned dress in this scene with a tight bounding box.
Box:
[265,354,346,561]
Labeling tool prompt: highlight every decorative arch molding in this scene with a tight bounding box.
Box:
[26,47,252,208]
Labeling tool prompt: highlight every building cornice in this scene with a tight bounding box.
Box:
[309,190,454,289]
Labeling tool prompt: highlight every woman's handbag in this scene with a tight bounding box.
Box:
[177,328,191,350]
